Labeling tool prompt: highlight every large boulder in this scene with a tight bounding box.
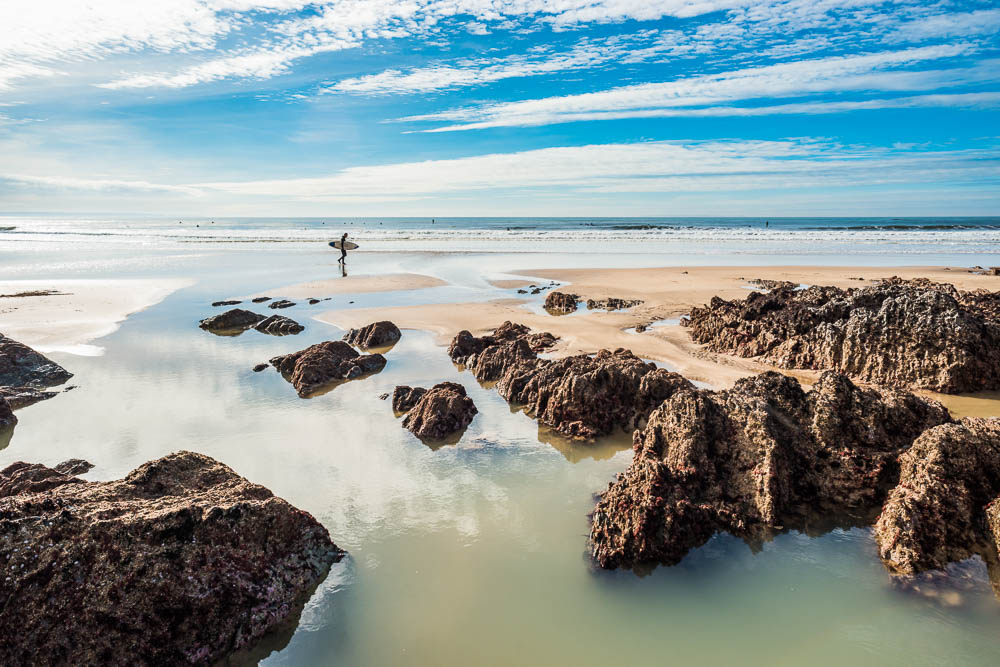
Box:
[589,371,951,569]
[254,314,304,335]
[0,333,72,388]
[198,308,264,333]
[270,341,386,397]
[874,418,1000,576]
[400,382,477,441]
[684,279,1000,393]
[0,451,343,665]
[343,321,402,349]
[449,323,690,439]
[544,291,579,314]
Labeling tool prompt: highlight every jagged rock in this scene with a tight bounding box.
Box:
[270,341,386,397]
[0,334,72,388]
[450,323,690,439]
[401,382,477,441]
[268,299,296,309]
[198,308,264,333]
[0,397,14,428]
[0,451,342,665]
[343,321,402,349]
[874,418,1000,577]
[589,371,951,569]
[544,291,579,314]
[0,386,57,410]
[254,314,304,335]
[586,297,644,310]
[211,300,242,307]
[684,279,1000,393]
[251,296,271,303]
[392,385,427,413]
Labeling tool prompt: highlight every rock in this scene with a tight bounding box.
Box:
[0,397,14,428]
[251,296,271,303]
[0,334,73,388]
[211,300,242,307]
[634,324,648,333]
[544,291,579,314]
[874,418,1000,576]
[254,314,304,336]
[270,341,386,397]
[252,363,268,372]
[54,458,94,476]
[586,297,644,310]
[343,321,402,349]
[589,371,951,569]
[308,298,321,305]
[0,451,343,665]
[684,279,1000,393]
[401,382,477,441]
[988,500,1000,558]
[449,323,691,439]
[392,385,427,413]
[747,279,797,290]
[268,299,296,309]
[198,308,264,333]
[991,267,1000,276]
[517,289,528,294]
[0,386,57,410]
[530,288,541,295]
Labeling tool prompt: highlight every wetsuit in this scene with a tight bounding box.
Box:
[339,237,348,262]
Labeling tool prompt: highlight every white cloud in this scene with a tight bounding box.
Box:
[1,172,200,194]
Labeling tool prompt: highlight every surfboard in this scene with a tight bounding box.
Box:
[329,240,359,250]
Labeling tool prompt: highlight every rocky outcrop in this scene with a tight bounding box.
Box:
[0,397,14,428]
[874,418,1000,576]
[400,382,477,441]
[0,385,56,410]
[684,280,1000,393]
[0,333,72,388]
[343,321,402,349]
[269,299,296,309]
[392,385,427,413]
[450,322,691,439]
[254,314,304,335]
[748,279,797,290]
[586,297,644,310]
[0,451,343,665]
[199,308,264,333]
[270,341,386,397]
[589,371,951,569]
[544,291,579,314]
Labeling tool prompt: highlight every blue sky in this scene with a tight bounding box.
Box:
[0,0,998,216]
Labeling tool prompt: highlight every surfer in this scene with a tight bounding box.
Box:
[338,233,349,264]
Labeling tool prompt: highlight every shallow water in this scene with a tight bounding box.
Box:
[3,244,1000,666]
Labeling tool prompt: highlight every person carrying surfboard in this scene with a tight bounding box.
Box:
[338,233,349,264]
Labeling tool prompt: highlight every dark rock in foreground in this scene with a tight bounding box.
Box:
[0,385,57,410]
[392,385,427,413]
[254,314,304,335]
[199,308,264,333]
[270,341,386,397]
[0,451,343,665]
[586,297,643,310]
[544,291,579,314]
[450,322,690,439]
[684,278,1000,393]
[344,321,402,349]
[0,333,72,388]
[875,418,1000,577]
[399,382,477,441]
[269,299,296,309]
[589,371,951,569]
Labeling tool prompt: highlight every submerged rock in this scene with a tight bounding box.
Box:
[343,321,402,349]
[874,418,1000,577]
[0,333,72,388]
[684,279,1000,393]
[586,297,644,310]
[251,296,271,303]
[589,371,951,569]
[254,314,304,335]
[270,341,386,397]
[450,322,690,439]
[544,291,579,314]
[211,299,242,307]
[0,451,343,665]
[392,385,427,413]
[269,299,296,310]
[199,308,264,333]
[400,382,477,441]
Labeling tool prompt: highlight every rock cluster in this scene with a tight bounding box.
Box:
[0,451,343,665]
[589,371,951,569]
[747,278,797,290]
[449,322,691,439]
[543,291,579,314]
[874,418,1000,576]
[586,297,644,310]
[684,279,1000,393]
[343,321,402,349]
[199,308,303,336]
[270,341,386,397]
[395,382,478,441]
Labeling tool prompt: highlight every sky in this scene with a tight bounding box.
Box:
[0,0,998,217]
